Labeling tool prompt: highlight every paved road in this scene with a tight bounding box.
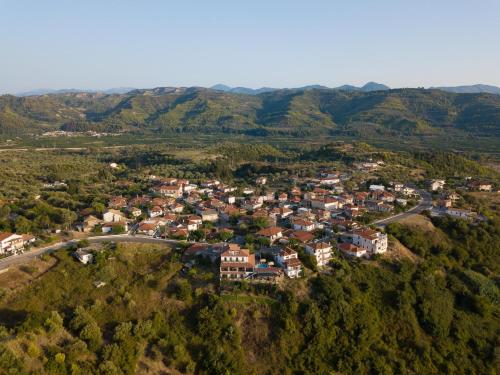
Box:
[0,190,433,271]
[372,189,432,227]
[0,234,185,271]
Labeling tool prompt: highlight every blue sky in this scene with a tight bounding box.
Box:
[1,0,499,93]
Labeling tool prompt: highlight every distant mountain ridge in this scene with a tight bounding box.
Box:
[210,82,390,95]
[16,87,136,96]
[12,83,500,97]
[431,84,500,95]
[1,86,499,141]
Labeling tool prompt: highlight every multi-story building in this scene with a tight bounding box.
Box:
[352,229,388,254]
[220,246,255,280]
[275,247,302,278]
[156,184,183,198]
[311,197,339,211]
[0,232,25,255]
[305,241,333,267]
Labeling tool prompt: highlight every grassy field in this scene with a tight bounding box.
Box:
[0,243,177,325]
[2,132,500,157]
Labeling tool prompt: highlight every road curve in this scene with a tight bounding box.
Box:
[0,234,185,271]
[373,189,432,227]
[0,191,433,271]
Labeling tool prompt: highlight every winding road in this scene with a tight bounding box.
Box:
[0,189,433,271]
[0,234,184,271]
[372,189,432,227]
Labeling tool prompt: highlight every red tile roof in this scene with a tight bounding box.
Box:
[257,227,283,237]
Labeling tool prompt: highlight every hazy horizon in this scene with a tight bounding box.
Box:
[1,0,499,94]
[10,82,500,96]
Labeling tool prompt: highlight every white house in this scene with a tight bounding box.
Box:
[103,209,126,223]
[242,199,263,211]
[137,221,160,236]
[446,208,473,220]
[292,218,315,232]
[429,179,445,191]
[0,232,25,255]
[270,207,293,220]
[396,198,408,206]
[127,207,142,218]
[319,177,340,185]
[201,209,219,223]
[74,249,93,264]
[311,197,339,211]
[148,206,163,218]
[369,185,385,192]
[157,184,183,198]
[305,241,333,267]
[352,229,388,254]
[201,180,220,188]
[256,227,283,243]
[275,247,302,278]
[186,215,202,231]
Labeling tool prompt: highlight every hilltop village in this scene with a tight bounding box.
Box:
[74,169,396,281]
[1,157,494,282]
[1,151,494,286]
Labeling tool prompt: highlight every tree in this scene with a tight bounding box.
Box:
[218,230,233,242]
[80,322,103,351]
[257,237,270,248]
[92,201,106,214]
[190,229,205,242]
[14,216,32,234]
[44,311,64,332]
[252,216,270,230]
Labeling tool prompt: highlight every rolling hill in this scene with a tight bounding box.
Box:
[0,87,499,140]
[432,84,500,95]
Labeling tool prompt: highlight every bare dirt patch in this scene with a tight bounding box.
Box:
[398,214,435,231]
[468,191,500,206]
[384,238,420,263]
[0,256,57,291]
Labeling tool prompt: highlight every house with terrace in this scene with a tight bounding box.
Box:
[220,246,256,281]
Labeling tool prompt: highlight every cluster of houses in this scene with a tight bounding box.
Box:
[429,178,494,193]
[0,232,36,256]
[430,177,494,221]
[434,190,480,221]
[185,226,387,282]
[73,171,397,281]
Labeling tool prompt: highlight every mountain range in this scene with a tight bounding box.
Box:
[210,82,500,95]
[430,84,500,95]
[1,86,498,140]
[13,83,500,97]
[16,87,137,97]
[210,82,391,95]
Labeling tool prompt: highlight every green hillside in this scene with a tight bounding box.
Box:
[0,88,498,139]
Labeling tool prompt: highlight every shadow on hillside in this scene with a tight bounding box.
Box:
[0,308,28,328]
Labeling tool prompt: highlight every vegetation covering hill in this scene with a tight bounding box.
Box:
[0,88,499,140]
[0,142,498,374]
[0,213,498,374]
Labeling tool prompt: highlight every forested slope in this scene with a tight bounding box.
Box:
[1,88,499,139]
